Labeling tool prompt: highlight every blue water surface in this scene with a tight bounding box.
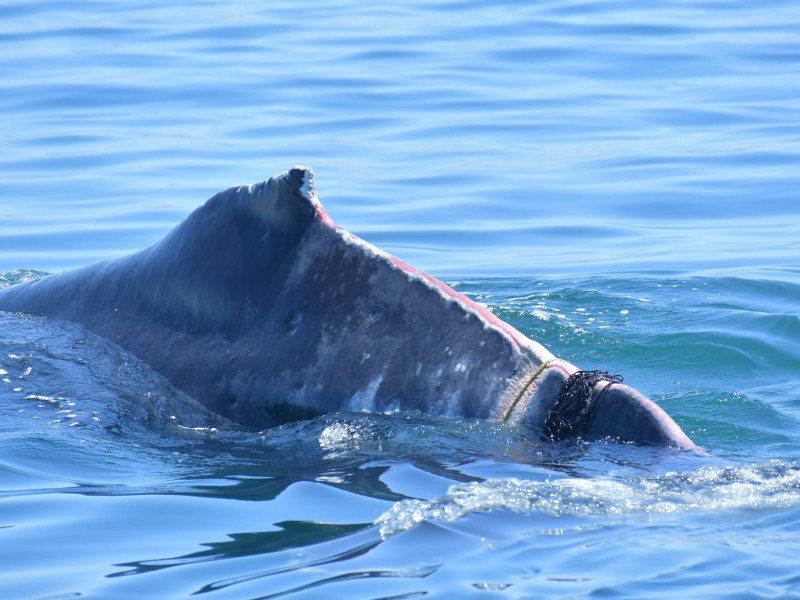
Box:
[1,0,800,598]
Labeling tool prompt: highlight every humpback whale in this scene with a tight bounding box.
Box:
[0,167,695,449]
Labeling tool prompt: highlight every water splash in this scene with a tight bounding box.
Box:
[377,461,800,537]
[0,269,46,288]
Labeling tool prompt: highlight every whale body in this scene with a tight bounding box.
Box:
[0,167,695,448]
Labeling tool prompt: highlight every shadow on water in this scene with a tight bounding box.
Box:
[109,521,376,580]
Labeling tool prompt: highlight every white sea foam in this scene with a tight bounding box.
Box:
[376,461,800,538]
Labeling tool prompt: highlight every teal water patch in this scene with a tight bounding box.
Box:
[454,274,800,458]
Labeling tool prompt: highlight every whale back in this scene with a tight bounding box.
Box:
[0,168,545,428]
[0,168,697,449]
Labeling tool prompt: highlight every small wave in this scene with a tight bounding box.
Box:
[376,461,800,537]
[0,269,47,289]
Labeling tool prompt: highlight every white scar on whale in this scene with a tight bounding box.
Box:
[0,167,696,449]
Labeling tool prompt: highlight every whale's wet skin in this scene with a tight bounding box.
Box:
[0,168,693,449]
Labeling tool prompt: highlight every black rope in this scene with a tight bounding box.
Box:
[542,370,623,441]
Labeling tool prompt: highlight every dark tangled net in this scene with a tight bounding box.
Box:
[543,370,623,441]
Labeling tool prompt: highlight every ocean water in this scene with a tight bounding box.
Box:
[1,0,800,598]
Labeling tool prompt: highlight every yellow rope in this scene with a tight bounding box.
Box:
[502,359,555,422]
